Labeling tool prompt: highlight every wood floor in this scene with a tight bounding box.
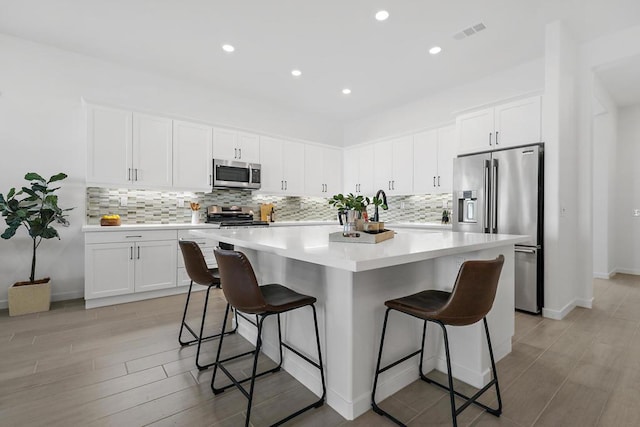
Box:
[1,274,639,426]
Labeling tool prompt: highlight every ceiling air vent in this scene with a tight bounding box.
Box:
[453,22,487,40]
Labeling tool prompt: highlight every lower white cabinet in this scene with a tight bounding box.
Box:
[85,230,177,300]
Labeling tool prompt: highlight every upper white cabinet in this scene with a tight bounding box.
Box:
[343,145,374,196]
[413,125,455,194]
[456,96,542,154]
[304,145,343,196]
[259,136,304,195]
[373,136,413,194]
[172,120,212,191]
[87,105,173,188]
[213,128,260,163]
[87,105,133,186]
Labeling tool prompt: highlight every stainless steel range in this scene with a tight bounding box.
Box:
[205,205,269,228]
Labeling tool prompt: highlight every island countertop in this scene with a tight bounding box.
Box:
[189,225,527,272]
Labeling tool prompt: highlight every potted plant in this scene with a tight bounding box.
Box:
[0,172,72,316]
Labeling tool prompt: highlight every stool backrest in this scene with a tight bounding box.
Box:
[437,255,505,326]
[214,248,268,314]
[179,240,216,286]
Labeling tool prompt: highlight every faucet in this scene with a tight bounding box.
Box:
[373,189,388,222]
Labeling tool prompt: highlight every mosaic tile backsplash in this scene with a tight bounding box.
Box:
[86,188,453,224]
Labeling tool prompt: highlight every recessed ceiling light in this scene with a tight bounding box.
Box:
[429,46,442,55]
[291,69,302,77]
[375,10,389,21]
[222,44,235,53]
[342,88,352,95]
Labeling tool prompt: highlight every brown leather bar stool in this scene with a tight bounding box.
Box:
[178,240,239,370]
[211,248,326,427]
[371,255,505,427]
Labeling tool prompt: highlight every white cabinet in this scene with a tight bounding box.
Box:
[86,105,173,188]
[304,144,343,196]
[172,120,213,191]
[343,145,374,195]
[87,105,133,186]
[373,136,413,194]
[85,230,177,301]
[456,96,541,154]
[413,125,455,194]
[213,128,260,163]
[259,136,305,195]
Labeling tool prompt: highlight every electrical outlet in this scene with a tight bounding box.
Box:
[119,196,128,207]
[177,198,184,208]
[560,206,567,217]
[401,201,405,209]
[634,209,640,217]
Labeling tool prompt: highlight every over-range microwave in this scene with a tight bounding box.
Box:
[212,159,261,190]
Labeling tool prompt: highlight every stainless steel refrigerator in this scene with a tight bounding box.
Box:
[452,144,543,313]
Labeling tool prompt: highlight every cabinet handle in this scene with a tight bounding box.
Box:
[438,176,441,187]
[238,148,242,159]
[130,246,133,260]
[128,168,131,181]
[209,174,212,185]
[281,180,283,190]
[433,176,436,187]
[137,246,140,259]
[234,148,237,159]
[134,168,139,181]
[285,180,287,190]
[392,180,395,190]
[125,235,142,238]
[495,131,499,145]
[489,132,493,146]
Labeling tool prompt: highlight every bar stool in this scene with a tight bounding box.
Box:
[371,255,505,427]
[211,248,326,427]
[178,240,238,370]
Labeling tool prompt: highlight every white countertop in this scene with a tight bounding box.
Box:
[189,225,527,272]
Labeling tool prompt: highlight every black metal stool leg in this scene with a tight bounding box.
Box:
[311,304,327,404]
[210,303,231,394]
[194,285,213,370]
[244,315,266,427]
[484,317,502,415]
[178,280,196,346]
[439,322,458,427]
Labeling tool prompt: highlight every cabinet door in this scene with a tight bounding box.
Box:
[134,240,177,292]
[343,146,360,194]
[413,130,438,194]
[324,147,343,196]
[304,144,324,196]
[172,120,212,191]
[373,140,393,192]
[456,107,495,154]
[85,242,134,299]
[87,105,132,185]
[259,136,284,193]
[238,132,260,163]
[391,136,413,194]
[494,96,541,148]
[132,113,173,188]
[212,128,238,161]
[282,140,305,195]
[358,145,375,196]
[436,126,456,193]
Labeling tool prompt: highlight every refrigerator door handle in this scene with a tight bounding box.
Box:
[515,247,536,254]
[484,159,490,233]
[491,158,498,233]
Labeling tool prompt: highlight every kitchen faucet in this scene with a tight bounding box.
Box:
[373,189,388,222]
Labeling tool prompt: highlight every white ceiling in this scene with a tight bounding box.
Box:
[1,0,639,122]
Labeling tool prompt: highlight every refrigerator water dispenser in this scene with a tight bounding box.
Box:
[457,190,477,223]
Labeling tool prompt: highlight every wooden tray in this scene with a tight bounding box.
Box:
[329,229,394,244]
[100,218,121,226]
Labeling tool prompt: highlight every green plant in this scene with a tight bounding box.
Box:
[0,172,72,284]
[328,193,371,212]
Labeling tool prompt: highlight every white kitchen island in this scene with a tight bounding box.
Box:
[189,225,527,420]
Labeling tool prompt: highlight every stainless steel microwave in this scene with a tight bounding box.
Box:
[212,159,261,190]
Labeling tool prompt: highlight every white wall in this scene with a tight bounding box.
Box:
[591,77,618,278]
[615,106,640,274]
[343,58,545,145]
[0,33,342,307]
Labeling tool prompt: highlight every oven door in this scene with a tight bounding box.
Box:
[213,159,261,189]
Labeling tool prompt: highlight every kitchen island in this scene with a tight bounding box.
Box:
[189,225,527,420]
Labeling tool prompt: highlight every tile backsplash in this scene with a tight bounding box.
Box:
[86,188,452,224]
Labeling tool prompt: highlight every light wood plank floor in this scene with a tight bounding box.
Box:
[1,274,639,426]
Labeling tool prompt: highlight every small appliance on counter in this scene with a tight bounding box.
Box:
[205,205,269,228]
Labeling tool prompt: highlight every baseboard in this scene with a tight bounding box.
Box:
[613,268,640,276]
[542,300,577,320]
[593,271,614,279]
[575,297,593,309]
[0,289,85,310]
